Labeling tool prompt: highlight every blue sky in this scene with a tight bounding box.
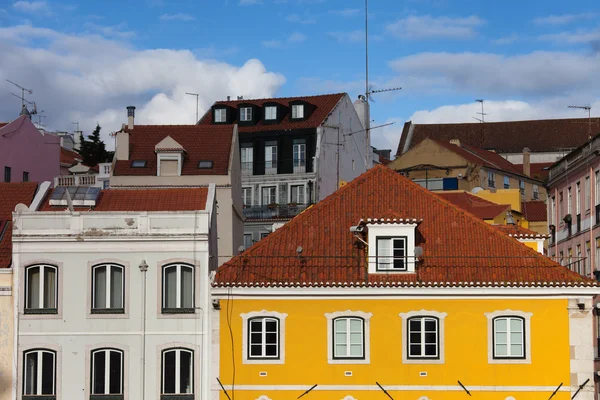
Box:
[0,0,599,152]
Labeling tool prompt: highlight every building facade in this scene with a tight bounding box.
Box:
[11,185,217,400]
[199,93,369,246]
[212,165,598,400]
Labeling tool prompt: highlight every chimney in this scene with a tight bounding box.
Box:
[523,147,531,177]
[227,96,231,101]
[353,95,370,131]
[449,139,461,147]
[127,106,136,130]
[237,96,243,100]
[115,130,129,161]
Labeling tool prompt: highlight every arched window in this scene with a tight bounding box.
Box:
[25,265,58,314]
[23,349,56,396]
[91,348,123,396]
[407,316,439,359]
[92,264,124,313]
[162,264,194,313]
[493,316,525,359]
[161,348,194,396]
[332,317,364,359]
[248,317,280,359]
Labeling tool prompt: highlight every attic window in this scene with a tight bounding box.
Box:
[214,108,227,123]
[131,160,147,168]
[198,160,213,169]
[240,107,252,121]
[291,104,304,119]
[366,220,418,274]
[265,106,277,120]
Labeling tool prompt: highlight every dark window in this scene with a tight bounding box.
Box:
[131,160,147,168]
[23,171,29,182]
[23,349,56,396]
[162,264,194,313]
[198,160,213,169]
[162,348,193,395]
[376,237,407,270]
[25,265,58,314]
[92,264,124,313]
[91,348,123,395]
[248,317,279,359]
[4,166,11,182]
[407,317,439,359]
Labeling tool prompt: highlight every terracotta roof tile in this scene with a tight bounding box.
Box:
[113,125,233,176]
[436,192,510,220]
[198,93,345,133]
[60,147,82,166]
[493,224,550,238]
[215,165,590,287]
[397,118,600,156]
[0,123,7,129]
[39,188,208,212]
[0,182,39,268]
[521,201,547,222]
[514,162,553,182]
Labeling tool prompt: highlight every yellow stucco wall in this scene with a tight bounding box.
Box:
[477,189,523,212]
[219,297,571,400]
[0,272,13,400]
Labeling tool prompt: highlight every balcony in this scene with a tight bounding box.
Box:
[54,174,98,187]
[243,203,311,220]
[242,159,311,177]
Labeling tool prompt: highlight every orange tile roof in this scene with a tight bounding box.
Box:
[39,188,208,212]
[113,125,234,176]
[215,165,591,287]
[493,224,550,238]
[198,93,345,133]
[0,123,7,129]
[0,182,39,268]
[521,201,547,222]
[514,162,553,182]
[60,147,82,166]
[436,192,510,220]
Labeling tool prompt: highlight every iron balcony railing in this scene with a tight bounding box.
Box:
[241,159,311,176]
[243,203,311,219]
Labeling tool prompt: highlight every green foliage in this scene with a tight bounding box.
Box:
[77,124,112,166]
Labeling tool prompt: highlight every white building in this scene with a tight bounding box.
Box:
[11,184,218,400]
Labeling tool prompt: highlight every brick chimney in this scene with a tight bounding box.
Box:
[523,147,531,177]
[450,139,461,147]
[127,106,136,130]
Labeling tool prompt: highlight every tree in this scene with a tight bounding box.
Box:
[77,124,112,167]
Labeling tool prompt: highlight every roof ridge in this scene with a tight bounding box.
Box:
[213,92,346,104]
[411,117,600,126]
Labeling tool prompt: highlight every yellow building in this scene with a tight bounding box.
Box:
[213,166,597,400]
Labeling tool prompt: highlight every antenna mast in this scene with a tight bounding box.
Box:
[6,79,33,108]
[568,105,592,138]
[186,92,200,123]
[474,99,487,123]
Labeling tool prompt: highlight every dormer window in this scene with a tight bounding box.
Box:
[364,219,419,274]
[291,104,304,119]
[376,237,407,271]
[155,136,185,177]
[240,107,253,122]
[265,106,277,120]
[214,108,227,123]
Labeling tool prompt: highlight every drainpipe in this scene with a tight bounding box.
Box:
[591,167,594,276]
[139,260,148,400]
[555,187,559,258]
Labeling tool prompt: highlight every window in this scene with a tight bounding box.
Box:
[23,349,56,397]
[158,154,181,177]
[519,180,525,196]
[376,237,406,271]
[550,196,555,225]
[161,348,193,396]
[265,141,277,172]
[585,177,591,211]
[242,187,252,207]
[333,317,364,359]
[290,185,305,204]
[265,106,277,120]
[261,232,270,239]
[198,160,213,169]
[487,171,495,188]
[92,264,124,314]
[214,108,227,123]
[131,160,147,168]
[162,264,194,313]
[596,171,600,206]
[293,139,306,172]
[240,107,252,121]
[407,317,439,359]
[248,317,280,359]
[503,176,509,189]
[241,144,253,175]
[559,251,564,266]
[23,171,29,182]
[493,317,525,358]
[261,186,277,205]
[559,192,564,219]
[533,184,539,200]
[577,181,581,214]
[577,245,582,275]
[4,166,11,182]
[291,104,304,119]
[25,265,57,314]
[91,348,123,396]
[244,233,253,249]
[568,187,572,215]
[586,241,591,276]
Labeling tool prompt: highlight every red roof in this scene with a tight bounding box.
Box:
[39,188,208,212]
[493,224,549,238]
[514,162,553,182]
[521,201,547,222]
[112,125,234,176]
[198,93,345,133]
[60,147,82,166]
[215,165,590,287]
[0,123,7,129]
[0,182,39,268]
[397,118,600,156]
[436,192,510,220]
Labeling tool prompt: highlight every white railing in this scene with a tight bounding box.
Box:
[54,174,97,187]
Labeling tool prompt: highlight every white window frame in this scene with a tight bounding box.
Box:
[241,310,288,364]
[91,264,124,312]
[596,171,600,206]
[577,181,581,214]
[248,317,280,359]
[293,140,307,173]
[550,196,555,225]
[291,104,304,119]
[156,153,182,177]
[243,233,253,249]
[585,177,590,211]
[289,184,305,204]
[242,186,253,207]
[325,310,372,364]
[568,187,572,215]
[484,309,532,364]
[487,171,495,188]
[23,349,56,396]
[240,107,253,122]
[503,176,510,189]
[241,145,254,176]
[533,184,539,200]
[332,316,365,359]
[25,264,58,311]
[519,180,525,196]
[265,106,277,120]
[399,310,447,364]
[161,348,194,395]
[376,236,407,271]
[91,348,123,395]
[214,108,227,123]
[261,185,278,206]
[367,223,417,274]
[161,264,195,312]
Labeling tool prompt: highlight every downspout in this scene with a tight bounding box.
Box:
[591,166,594,276]
[12,243,20,400]
[139,260,148,400]
[555,187,559,258]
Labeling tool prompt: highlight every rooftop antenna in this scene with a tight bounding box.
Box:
[186,92,200,123]
[6,79,32,108]
[568,105,592,139]
[35,112,46,129]
[473,99,488,123]
[72,121,80,132]
[10,93,38,115]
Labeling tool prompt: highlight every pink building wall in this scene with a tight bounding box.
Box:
[0,116,60,183]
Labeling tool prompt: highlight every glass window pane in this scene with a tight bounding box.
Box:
[250,333,262,345]
[349,319,362,332]
[181,267,193,308]
[495,318,507,331]
[109,351,122,394]
[511,344,523,356]
[334,319,347,334]
[410,344,421,356]
[496,344,508,356]
[94,266,107,309]
[510,332,523,346]
[163,351,175,394]
[44,268,56,309]
[377,239,391,267]
[164,267,177,308]
[425,344,437,356]
[265,344,277,357]
[24,352,38,395]
[409,332,421,345]
[111,267,123,309]
[27,267,40,309]
[265,333,277,345]
[250,320,262,333]
[41,352,54,395]
[424,319,437,331]
[510,318,523,332]
[179,351,192,394]
[335,332,347,345]
[250,345,262,356]
[350,344,363,356]
[425,332,437,344]
[409,319,420,332]
[92,351,106,394]
[350,332,362,345]
[335,344,347,357]
[496,332,507,345]
[265,319,277,332]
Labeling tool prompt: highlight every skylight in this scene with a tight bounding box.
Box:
[131,160,147,168]
[49,186,101,207]
[198,160,213,169]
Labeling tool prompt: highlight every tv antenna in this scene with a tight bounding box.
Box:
[10,93,38,115]
[186,92,200,123]
[36,113,46,129]
[473,99,488,123]
[6,79,33,108]
[568,105,592,138]
[72,122,80,132]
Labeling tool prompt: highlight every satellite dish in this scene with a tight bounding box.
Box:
[14,203,29,213]
[471,186,485,194]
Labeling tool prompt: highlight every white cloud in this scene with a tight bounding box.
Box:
[239,0,261,5]
[287,32,306,43]
[286,13,316,24]
[386,15,485,40]
[0,24,286,149]
[327,30,364,43]
[12,1,48,13]
[533,13,596,25]
[262,39,282,48]
[539,28,600,44]
[330,8,360,18]
[262,32,306,48]
[160,13,196,21]
[492,33,519,45]
[84,22,135,38]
